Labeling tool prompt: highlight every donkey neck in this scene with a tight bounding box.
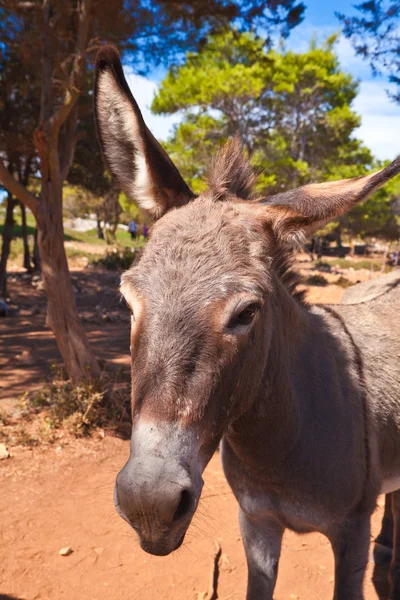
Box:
[225,275,348,479]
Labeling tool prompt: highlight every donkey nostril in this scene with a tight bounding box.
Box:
[173,489,192,522]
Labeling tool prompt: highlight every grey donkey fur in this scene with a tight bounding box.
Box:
[339,270,400,596]
[94,45,400,599]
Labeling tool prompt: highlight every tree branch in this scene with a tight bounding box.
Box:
[49,0,93,134]
[59,107,79,181]
[0,159,38,218]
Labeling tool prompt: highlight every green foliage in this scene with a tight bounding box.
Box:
[154,29,400,239]
[154,30,374,196]
[306,274,329,286]
[337,1,400,103]
[63,184,101,219]
[118,191,144,222]
[347,169,400,238]
[320,258,388,272]
[93,247,140,271]
[335,276,354,289]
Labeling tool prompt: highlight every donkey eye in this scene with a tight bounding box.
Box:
[227,303,260,330]
[123,298,135,321]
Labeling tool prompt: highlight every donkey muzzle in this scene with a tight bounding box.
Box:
[114,422,204,555]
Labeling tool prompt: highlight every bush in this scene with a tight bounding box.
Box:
[306,274,329,286]
[20,369,131,437]
[335,276,354,289]
[93,247,138,270]
[314,260,332,272]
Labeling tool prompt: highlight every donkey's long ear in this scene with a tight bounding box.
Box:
[263,158,400,244]
[94,45,195,218]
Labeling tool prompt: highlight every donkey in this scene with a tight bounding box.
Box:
[339,271,400,598]
[94,45,400,599]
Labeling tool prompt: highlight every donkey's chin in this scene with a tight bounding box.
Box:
[139,530,187,556]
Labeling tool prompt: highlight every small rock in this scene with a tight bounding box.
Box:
[0,443,10,460]
[33,280,45,291]
[221,552,230,567]
[59,546,73,556]
[94,547,104,556]
[16,349,36,366]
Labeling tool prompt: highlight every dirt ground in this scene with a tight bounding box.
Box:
[0,255,393,599]
[0,267,131,409]
[0,437,389,600]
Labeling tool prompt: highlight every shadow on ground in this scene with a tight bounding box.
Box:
[0,269,130,407]
[372,561,390,600]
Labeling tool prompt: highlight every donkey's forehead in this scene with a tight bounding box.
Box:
[150,195,261,234]
[124,198,272,300]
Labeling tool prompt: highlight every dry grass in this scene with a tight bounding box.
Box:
[1,368,132,446]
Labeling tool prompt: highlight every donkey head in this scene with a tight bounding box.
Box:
[95,45,400,556]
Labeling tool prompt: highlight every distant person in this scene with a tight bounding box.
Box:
[143,224,149,240]
[128,220,137,241]
[392,250,399,266]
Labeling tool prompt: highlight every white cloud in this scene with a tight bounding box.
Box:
[334,35,372,79]
[124,70,180,140]
[287,24,400,160]
[353,81,400,160]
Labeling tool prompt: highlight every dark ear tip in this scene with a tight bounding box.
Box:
[96,44,122,72]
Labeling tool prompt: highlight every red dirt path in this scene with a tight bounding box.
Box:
[0,437,388,600]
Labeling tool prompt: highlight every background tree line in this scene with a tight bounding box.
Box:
[153,29,400,244]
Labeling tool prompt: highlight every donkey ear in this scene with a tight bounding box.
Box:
[263,158,400,244]
[94,45,195,219]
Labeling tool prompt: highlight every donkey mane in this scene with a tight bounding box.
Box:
[207,136,256,201]
[271,245,307,304]
[207,137,307,304]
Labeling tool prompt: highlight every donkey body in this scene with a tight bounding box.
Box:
[94,45,400,599]
[339,271,400,597]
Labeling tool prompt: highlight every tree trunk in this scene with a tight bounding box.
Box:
[20,202,32,272]
[334,225,343,249]
[103,186,121,244]
[96,214,104,239]
[33,0,99,382]
[36,174,100,382]
[0,193,17,298]
[33,228,41,272]
[0,0,99,382]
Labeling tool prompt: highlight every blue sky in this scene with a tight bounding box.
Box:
[126,0,400,162]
